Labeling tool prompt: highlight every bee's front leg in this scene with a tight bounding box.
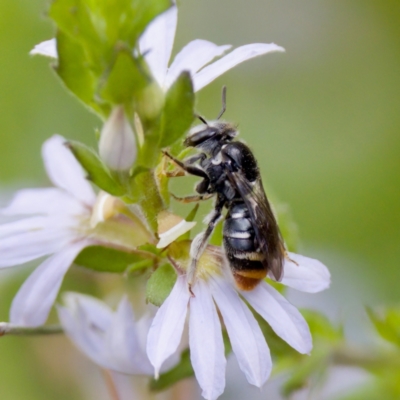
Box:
[171,193,214,203]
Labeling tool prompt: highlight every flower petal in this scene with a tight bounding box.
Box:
[156,219,196,249]
[30,38,57,58]
[139,6,177,88]
[193,43,285,92]
[242,281,312,354]
[58,301,111,368]
[147,275,189,378]
[10,240,90,326]
[105,297,153,375]
[190,280,226,400]
[275,252,331,293]
[42,135,96,207]
[0,228,75,268]
[165,40,231,89]
[0,188,87,216]
[210,277,271,387]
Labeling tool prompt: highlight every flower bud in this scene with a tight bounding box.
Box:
[99,106,137,171]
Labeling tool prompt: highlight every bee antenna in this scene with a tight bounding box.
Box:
[195,114,209,126]
[216,86,227,120]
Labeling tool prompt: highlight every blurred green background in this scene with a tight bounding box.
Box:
[1,0,399,398]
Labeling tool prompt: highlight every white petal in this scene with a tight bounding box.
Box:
[210,277,271,387]
[190,280,226,400]
[99,106,137,171]
[42,135,96,207]
[62,292,113,331]
[193,43,285,92]
[0,228,75,268]
[0,188,87,216]
[0,216,58,239]
[58,303,110,368]
[139,6,177,88]
[165,40,231,89]
[147,275,189,378]
[156,220,196,249]
[30,38,57,58]
[242,281,312,354]
[106,297,153,375]
[10,240,90,326]
[275,252,331,293]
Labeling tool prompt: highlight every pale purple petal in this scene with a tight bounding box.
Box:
[0,228,75,268]
[210,277,271,387]
[0,188,88,216]
[165,40,231,89]
[42,135,96,207]
[105,297,153,375]
[10,240,91,326]
[0,216,55,238]
[242,281,312,354]
[62,292,113,331]
[275,252,331,293]
[189,280,226,400]
[58,303,111,368]
[147,275,189,378]
[139,6,177,88]
[193,43,285,92]
[30,38,57,58]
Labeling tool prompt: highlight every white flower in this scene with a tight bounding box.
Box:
[58,293,155,375]
[0,135,152,327]
[99,106,137,172]
[31,6,284,93]
[146,246,330,400]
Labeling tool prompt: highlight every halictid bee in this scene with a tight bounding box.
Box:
[164,87,289,292]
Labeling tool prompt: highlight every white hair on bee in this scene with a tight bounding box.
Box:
[190,232,205,259]
[203,208,223,225]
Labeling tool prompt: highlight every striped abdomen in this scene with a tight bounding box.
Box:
[223,202,267,290]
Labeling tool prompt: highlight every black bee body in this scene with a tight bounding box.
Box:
[165,120,285,290]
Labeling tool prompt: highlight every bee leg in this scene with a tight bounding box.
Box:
[162,151,209,179]
[161,152,186,177]
[187,196,225,293]
[171,193,214,203]
[283,248,299,266]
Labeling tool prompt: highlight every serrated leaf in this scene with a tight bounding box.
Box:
[159,71,194,148]
[66,140,125,196]
[146,263,177,306]
[74,246,146,273]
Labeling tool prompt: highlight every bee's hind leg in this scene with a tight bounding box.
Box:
[282,245,299,266]
[187,196,225,295]
[171,193,214,203]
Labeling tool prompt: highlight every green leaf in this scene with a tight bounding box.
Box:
[74,246,147,273]
[146,263,177,306]
[100,50,150,104]
[66,140,125,196]
[367,306,400,347]
[302,309,343,343]
[159,71,194,148]
[54,30,107,116]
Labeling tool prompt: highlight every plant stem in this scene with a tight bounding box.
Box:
[0,322,63,337]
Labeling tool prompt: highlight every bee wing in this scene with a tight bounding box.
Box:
[225,169,284,281]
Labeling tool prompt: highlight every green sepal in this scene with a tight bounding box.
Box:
[74,246,148,273]
[100,50,150,105]
[146,263,177,306]
[159,71,194,148]
[367,306,400,347]
[66,140,125,196]
[54,30,107,116]
[180,204,199,240]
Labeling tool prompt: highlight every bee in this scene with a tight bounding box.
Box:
[163,87,287,292]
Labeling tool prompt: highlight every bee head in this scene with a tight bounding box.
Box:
[184,121,238,150]
[184,86,237,151]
